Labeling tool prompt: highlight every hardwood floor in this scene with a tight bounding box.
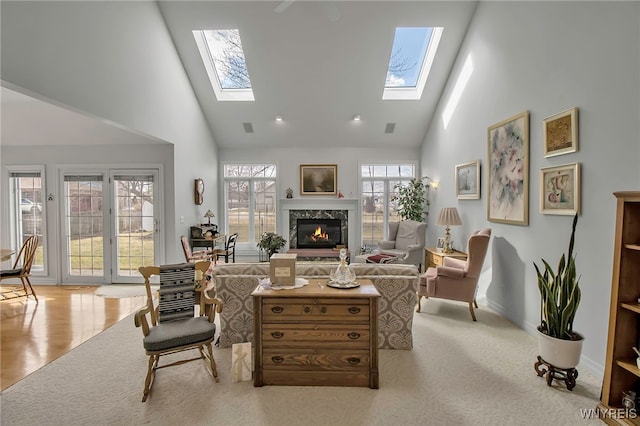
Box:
[0,285,146,391]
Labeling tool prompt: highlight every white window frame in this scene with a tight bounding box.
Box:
[3,165,48,276]
[359,162,418,249]
[222,163,278,251]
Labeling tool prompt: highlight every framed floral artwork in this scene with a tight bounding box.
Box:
[487,111,529,225]
[455,160,480,200]
[539,162,580,215]
[543,107,578,158]
[300,164,337,196]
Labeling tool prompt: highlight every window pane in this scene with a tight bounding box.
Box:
[226,180,249,243]
[9,171,45,274]
[114,175,155,277]
[253,181,276,239]
[386,27,434,88]
[360,165,416,250]
[362,180,384,249]
[203,29,252,90]
[64,176,104,277]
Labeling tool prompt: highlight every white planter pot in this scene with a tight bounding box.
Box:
[537,328,584,369]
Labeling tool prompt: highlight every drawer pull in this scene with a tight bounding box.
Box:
[303,306,312,314]
[320,306,327,314]
[348,307,361,314]
[271,356,284,364]
[271,331,284,339]
[271,306,284,314]
[347,332,361,340]
[348,357,361,365]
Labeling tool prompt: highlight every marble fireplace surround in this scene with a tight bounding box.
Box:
[279,198,358,250]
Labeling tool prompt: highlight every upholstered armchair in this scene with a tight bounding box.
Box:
[417,228,491,321]
[377,220,426,270]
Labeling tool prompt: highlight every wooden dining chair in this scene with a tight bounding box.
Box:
[214,233,238,264]
[0,235,39,302]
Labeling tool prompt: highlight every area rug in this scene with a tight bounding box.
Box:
[94,284,157,298]
[0,299,603,425]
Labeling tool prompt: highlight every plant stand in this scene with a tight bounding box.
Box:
[534,355,578,391]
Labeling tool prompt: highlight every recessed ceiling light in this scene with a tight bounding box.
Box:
[275,115,284,122]
[352,114,361,121]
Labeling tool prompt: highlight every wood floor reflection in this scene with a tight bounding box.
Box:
[0,285,146,391]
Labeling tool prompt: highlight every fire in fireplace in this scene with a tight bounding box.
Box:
[296,218,342,249]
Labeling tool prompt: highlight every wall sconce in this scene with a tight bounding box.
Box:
[431,181,440,189]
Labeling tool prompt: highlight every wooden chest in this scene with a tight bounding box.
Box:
[251,279,380,388]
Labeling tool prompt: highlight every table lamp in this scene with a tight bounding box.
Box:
[204,209,215,226]
[436,207,462,253]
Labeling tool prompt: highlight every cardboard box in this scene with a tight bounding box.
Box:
[270,253,297,286]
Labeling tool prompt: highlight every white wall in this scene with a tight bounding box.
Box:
[1,1,219,263]
[421,1,640,375]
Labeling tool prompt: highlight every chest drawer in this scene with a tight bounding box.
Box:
[262,298,369,322]
[261,324,370,348]
[426,251,442,266]
[263,348,370,370]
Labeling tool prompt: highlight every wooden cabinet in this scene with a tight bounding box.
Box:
[424,247,467,269]
[252,279,380,388]
[598,191,640,424]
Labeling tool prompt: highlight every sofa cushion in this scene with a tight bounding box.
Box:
[395,221,417,251]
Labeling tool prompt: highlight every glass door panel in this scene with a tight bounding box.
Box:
[112,172,158,282]
[63,175,105,281]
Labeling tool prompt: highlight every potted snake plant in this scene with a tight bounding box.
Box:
[533,213,583,369]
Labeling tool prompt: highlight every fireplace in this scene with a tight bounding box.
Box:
[296,218,342,249]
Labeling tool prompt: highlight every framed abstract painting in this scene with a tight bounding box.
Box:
[543,107,578,158]
[487,111,529,226]
[539,162,581,215]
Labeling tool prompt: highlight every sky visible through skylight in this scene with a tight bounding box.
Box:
[386,27,433,88]
[204,29,252,90]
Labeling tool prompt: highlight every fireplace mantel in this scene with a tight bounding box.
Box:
[278,198,359,251]
[280,198,359,210]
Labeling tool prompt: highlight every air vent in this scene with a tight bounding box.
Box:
[384,122,396,134]
[243,122,254,133]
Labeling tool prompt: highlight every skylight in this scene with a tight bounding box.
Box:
[193,29,254,101]
[383,27,443,101]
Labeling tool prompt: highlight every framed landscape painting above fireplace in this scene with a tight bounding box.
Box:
[300,164,337,196]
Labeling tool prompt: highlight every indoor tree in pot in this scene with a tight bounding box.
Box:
[533,213,583,370]
[393,177,430,222]
[257,232,287,258]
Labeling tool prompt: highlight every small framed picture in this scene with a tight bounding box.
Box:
[436,237,445,251]
[543,107,578,158]
[539,162,581,215]
[455,160,481,199]
[300,164,337,196]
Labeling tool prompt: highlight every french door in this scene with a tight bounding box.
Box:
[61,169,161,283]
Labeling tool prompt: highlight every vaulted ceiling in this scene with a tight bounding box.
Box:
[1,1,478,149]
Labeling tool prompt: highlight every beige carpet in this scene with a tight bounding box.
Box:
[0,299,602,425]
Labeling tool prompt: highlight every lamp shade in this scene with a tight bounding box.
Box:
[436,207,462,226]
[204,209,215,219]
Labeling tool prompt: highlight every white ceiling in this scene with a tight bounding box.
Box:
[1,1,478,149]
